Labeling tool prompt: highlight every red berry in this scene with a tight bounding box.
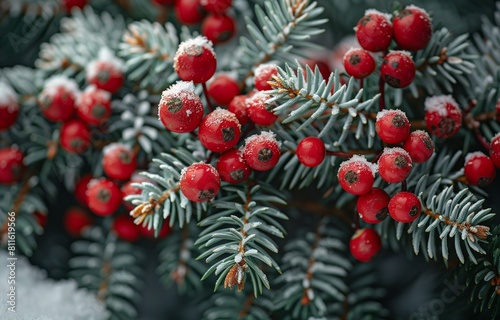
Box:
[303,59,332,80]
[76,85,112,126]
[174,36,217,84]
[200,0,232,13]
[102,143,137,181]
[228,94,250,125]
[254,64,278,91]
[392,5,432,51]
[64,207,93,237]
[0,83,19,131]
[86,178,123,216]
[60,120,91,154]
[207,73,240,105]
[152,0,175,5]
[349,228,382,262]
[216,148,252,183]
[63,0,88,12]
[199,108,241,152]
[112,215,141,242]
[355,10,393,52]
[424,95,462,139]
[0,147,25,184]
[121,175,149,211]
[343,48,376,79]
[464,152,496,187]
[180,163,221,202]
[356,188,390,224]
[86,49,124,94]
[378,147,412,183]
[175,0,205,25]
[375,109,410,144]
[296,137,326,167]
[140,220,172,239]
[246,91,278,126]
[38,76,79,122]
[158,81,204,133]
[201,13,236,45]
[380,51,416,88]
[496,99,500,123]
[337,155,376,195]
[243,132,281,171]
[388,191,421,223]
[402,130,434,163]
[75,174,93,206]
[34,211,48,229]
[490,133,500,168]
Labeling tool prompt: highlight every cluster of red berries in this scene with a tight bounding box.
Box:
[343,6,433,88]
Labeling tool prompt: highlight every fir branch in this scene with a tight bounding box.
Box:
[201,289,274,320]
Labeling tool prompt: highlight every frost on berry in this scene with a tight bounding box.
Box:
[464,151,487,164]
[405,4,431,19]
[364,9,392,24]
[244,131,281,149]
[0,82,19,110]
[42,75,80,98]
[424,95,459,116]
[86,47,124,80]
[339,155,378,178]
[174,36,215,63]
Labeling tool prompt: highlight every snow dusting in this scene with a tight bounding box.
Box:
[43,75,79,98]
[205,107,241,129]
[76,85,111,106]
[174,36,215,67]
[405,4,430,19]
[254,63,277,78]
[244,131,281,148]
[375,109,407,121]
[102,142,132,156]
[86,47,124,80]
[339,155,378,177]
[465,151,486,164]
[424,95,459,116]
[365,9,392,24]
[0,82,18,109]
[158,81,201,116]
[390,49,412,58]
[246,91,269,106]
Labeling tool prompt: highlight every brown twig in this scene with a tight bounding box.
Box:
[97,261,112,302]
[171,226,190,285]
[130,185,180,224]
[423,208,490,241]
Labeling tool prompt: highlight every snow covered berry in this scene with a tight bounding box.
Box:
[180,163,221,202]
[424,95,462,139]
[228,94,250,125]
[0,147,25,184]
[246,91,278,126]
[174,36,217,83]
[76,85,112,126]
[296,137,326,167]
[60,120,91,154]
[74,174,93,207]
[0,82,19,131]
[216,148,252,183]
[388,191,421,223]
[337,155,377,195]
[202,13,236,45]
[201,0,232,13]
[112,215,141,242]
[464,152,496,187]
[102,143,137,181]
[490,133,500,168]
[86,48,124,94]
[86,178,123,216]
[357,188,390,224]
[349,228,382,262]
[375,109,410,144]
[38,76,79,122]
[243,131,281,171]
[254,63,278,91]
[380,51,416,88]
[355,10,393,52]
[378,147,412,183]
[63,207,93,237]
[175,0,205,25]
[207,73,240,105]
[158,81,204,133]
[343,48,376,79]
[392,5,432,52]
[402,130,434,163]
[198,108,242,152]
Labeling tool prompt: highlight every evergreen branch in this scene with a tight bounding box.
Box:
[201,289,274,320]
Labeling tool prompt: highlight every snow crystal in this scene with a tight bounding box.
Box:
[492,132,500,144]
[339,155,378,177]
[204,107,241,129]
[254,63,277,78]
[381,146,410,158]
[343,47,362,57]
[405,4,430,19]
[234,253,243,263]
[244,131,281,148]
[102,142,132,156]
[390,49,412,58]
[42,75,80,98]
[424,95,459,116]
[364,9,392,24]
[375,108,407,121]
[0,82,18,109]
[174,36,215,67]
[0,251,108,320]
[465,151,487,164]
[246,90,269,106]
[76,85,111,106]
[86,47,124,80]
[158,81,201,116]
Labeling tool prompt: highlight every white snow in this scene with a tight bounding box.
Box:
[0,82,18,109]
[76,85,111,106]
[405,4,430,19]
[381,146,411,158]
[375,109,408,121]
[174,36,215,67]
[42,75,80,98]
[492,132,500,145]
[244,131,282,148]
[364,9,392,24]
[204,107,241,130]
[246,91,269,106]
[102,142,132,156]
[339,155,378,177]
[424,95,459,116]
[390,49,412,58]
[234,253,243,263]
[465,151,487,164]
[158,81,201,117]
[254,63,277,78]
[86,47,124,80]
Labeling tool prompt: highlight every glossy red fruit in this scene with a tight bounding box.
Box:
[402,130,434,163]
[174,36,217,84]
[490,133,500,168]
[60,120,91,154]
[102,143,137,181]
[0,83,19,131]
[216,148,252,183]
[349,228,382,262]
[228,94,250,125]
[74,174,93,206]
[355,10,393,52]
[38,76,79,122]
[0,147,25,184]
[202,13,236,45]
[112,215,141,242]
[375,109,410,144]
[175,0,205,25]
[158,81,204,133]
[380,51,416,88]
[254,64,278,91]
[64,207,93,237]
[343,48,376,79]
[63,0,88,11]
[86,178,123,216]
[424,95,462,139]
[200,0,232,13]
[76,85,112,126]
[357,188,390,224]
[246,91,278,126]
[243,132,281,171]
[388,191,421,223]
[199,108,241,152]
[140,220,172,239]
[296,137,326,167]
[207,73,240,105]
[378,147,412,183]
[86,49,125,94]
[464,152,496,187]
[337,155,376,195]
[393,5,432,51]
[180,163,221,202]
